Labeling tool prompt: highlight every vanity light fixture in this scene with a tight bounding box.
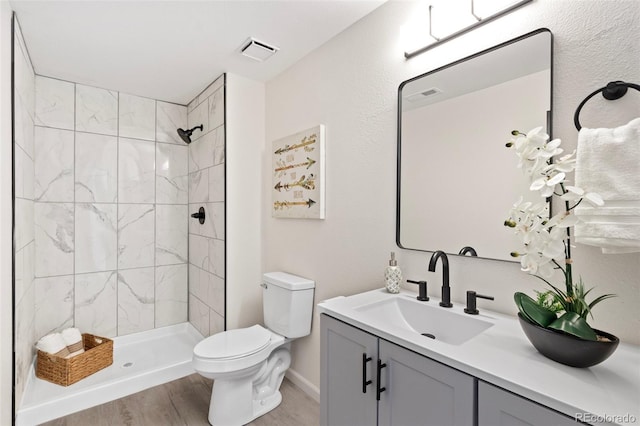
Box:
[404,0,533,59]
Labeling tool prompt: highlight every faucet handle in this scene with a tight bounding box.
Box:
[407,279,429,301]
[464,290,494,315]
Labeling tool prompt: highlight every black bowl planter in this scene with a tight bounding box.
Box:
[518,313,619,368]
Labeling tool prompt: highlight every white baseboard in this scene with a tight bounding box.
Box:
[285,368,320,403]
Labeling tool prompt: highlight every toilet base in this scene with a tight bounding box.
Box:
[252,390,283,422]
[206,347,291,425]
[208,386,282,426]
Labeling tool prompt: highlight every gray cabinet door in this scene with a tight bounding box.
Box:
[321,314,378,426]
[377,339,475,426]
[478,381,579,426]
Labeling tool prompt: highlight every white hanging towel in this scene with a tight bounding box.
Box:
[574,117,640,253]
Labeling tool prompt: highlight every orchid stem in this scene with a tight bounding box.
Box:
[552,259,566,275]
[557,183,574,296]
[568,199,583,211]
[533,274,555,288]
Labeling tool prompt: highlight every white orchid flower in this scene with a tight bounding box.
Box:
[546,211,579,228]
[530,172,565,197]
[506,199,548,240]
[511,127,550,174]
[583,192,604,206]
[520,127,548,148]
[536,138,563,160]
[519,251,555,278]
[505,127,606,284]
[552,150,577,173]
[560,186,604,206]
[535,256,556,278]
[540,227,566,259]
[560,185,584,200]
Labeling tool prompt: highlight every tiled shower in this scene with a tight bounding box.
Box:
[186,76,226,338]
[13,18,36,406]
[12,16,226,409]
[32,74,190,337]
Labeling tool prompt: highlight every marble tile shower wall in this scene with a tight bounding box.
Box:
[33,75,190,340]
[13,18,36,408]
[186,75,225,337]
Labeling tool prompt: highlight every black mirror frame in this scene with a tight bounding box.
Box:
[396,28,554,262]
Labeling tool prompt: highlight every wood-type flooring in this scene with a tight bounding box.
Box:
[41,375,319,426]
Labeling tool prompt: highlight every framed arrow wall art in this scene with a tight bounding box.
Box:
[272,125,325,219]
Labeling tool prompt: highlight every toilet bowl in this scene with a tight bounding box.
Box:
[193,272,315,425]
[193,325,291,425]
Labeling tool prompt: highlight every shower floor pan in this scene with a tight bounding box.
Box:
[17,322,204,426]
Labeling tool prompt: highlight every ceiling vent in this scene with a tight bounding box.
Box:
[240,37,279,62]
[406,87,443,103]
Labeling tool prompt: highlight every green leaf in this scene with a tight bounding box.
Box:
[514,292,534,322]
[514,292,557,327]
[548,312,597,341]
[588,293,616,310]
[585,294,616,319]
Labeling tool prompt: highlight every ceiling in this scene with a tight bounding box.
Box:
[10,0,385,105]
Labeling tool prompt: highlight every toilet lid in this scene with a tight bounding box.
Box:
[194,325,272,360]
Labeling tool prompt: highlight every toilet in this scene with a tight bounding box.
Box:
[192,272,315,425]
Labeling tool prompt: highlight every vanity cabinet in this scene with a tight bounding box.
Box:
[320,314,474,426]
[478,381,578,426]
[320,314,378,426]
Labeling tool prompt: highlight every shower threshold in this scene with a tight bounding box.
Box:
[16,322,204,426]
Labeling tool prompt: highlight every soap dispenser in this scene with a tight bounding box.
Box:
[384,252,402,294]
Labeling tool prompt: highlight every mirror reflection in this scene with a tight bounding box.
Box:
[397,29,552,262]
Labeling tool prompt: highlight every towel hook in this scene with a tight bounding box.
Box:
[574,81,640,130]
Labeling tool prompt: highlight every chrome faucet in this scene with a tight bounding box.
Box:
[428,250,453,308]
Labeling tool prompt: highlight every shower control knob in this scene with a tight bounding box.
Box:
[191,207,206,224]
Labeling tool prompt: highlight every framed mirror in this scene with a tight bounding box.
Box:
[397,29,552,262]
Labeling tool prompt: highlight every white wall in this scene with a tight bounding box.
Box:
[226,73,265,330]
[264,0,640,393]
[0,2,13,423]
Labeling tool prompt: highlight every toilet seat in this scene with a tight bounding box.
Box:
[193,325,285,376]
[194,325,271,360]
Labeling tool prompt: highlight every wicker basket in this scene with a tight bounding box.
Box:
[35,333,113,386]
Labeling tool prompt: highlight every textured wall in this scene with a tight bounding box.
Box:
[186,75,226,337]
[265,0,640,393]
[225,73,265,331]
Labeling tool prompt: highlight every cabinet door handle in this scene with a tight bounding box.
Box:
[376,359,387,401]
[362,353,373,393]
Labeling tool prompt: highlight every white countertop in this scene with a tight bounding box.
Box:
[317,288,640,426]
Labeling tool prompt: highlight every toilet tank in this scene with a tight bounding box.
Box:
[262,272,315,338]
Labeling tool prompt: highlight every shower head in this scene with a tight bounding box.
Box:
[177,125,204,144]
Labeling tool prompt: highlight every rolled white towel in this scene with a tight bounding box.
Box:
[36,333,71,358]
[61,328,85,358]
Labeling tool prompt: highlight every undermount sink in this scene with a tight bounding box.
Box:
[355,296,493,345]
